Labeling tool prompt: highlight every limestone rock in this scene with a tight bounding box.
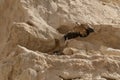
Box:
[1,0,120,80]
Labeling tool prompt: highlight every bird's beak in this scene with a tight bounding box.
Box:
[87,24,94,33]
[87,27,94,33]
[89,28,94,33]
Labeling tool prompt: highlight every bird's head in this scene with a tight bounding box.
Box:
[73,23,94,37]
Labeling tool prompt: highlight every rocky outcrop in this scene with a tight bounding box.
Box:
[1,0,120,80]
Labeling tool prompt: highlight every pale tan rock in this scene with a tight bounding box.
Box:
[1,0,120,80]
[16,68,37,80]
[63,47,74,55]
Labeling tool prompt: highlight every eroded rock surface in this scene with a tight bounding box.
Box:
[1,0,120,80]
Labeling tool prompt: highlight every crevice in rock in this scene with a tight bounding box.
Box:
[26,21,36,27]
[59,75,81,80]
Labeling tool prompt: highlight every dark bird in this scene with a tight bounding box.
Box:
[52,23,94,55]
[64,23,94,40]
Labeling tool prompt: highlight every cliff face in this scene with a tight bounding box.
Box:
[1,0,120,80]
